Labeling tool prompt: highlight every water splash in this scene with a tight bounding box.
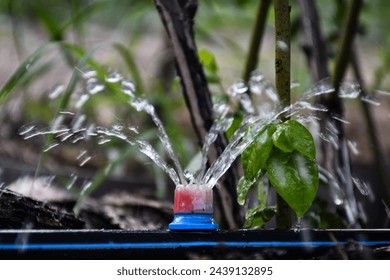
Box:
[80,180,92,196]
[48,84,65,100]
[338,82,361,99]
[66,174,78,190]
[303,77,334,99]
[352,176,370,196]
[196,116,233,183]
[374,89,390,96]
[105,70,123,83]
[382,200,390,219]
[137,140,181,185]
[319,166,345,205]
[77,150,91,167]
[19,68,378,229]
[347,140,359,155]
[294,217,302,233]
[361,95,381,106]
[129,96,187,185]
[201,117,271,188]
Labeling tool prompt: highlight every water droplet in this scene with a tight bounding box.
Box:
[18,124,36,136]
[184,170,195,183]
[79,156,91,167]
[294,217,302,232]
[361,95,381,106]
[347,140,359,155]
[48,84,65,99]
[277,40,289,51]
[80,181,92,196]
[72,114,86,131]
[352,176,369,196]
[303,78,334,99]
[113,124,124,131]
[331,114,350,124]
[137,139,181,185]
[70,133,86,143]
[121,80,136,97]
[239,93,255,114]
[43,141,59,152]
[77,150,88,160]
[81,69,97,79]
[87,78,104,95]
[338,82,360,99]
[227,80,248,97]
[98,136,111,145]
[75,93,90,109]
[329,179,344,205]
[248,71,265,93]
[382,200,390,218]
[60,131,74,142]
[318,132,330,143]
[51,115,65,131]
[374,89,390,96]
[213,102,231,118]
[59,111,75,116]
[86,124,97,137]
[66,174,78,190]
[105,70,123,83]
[290,80,300,89]
[127,126,139,134]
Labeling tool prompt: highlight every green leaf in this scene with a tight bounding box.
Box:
[273,120,316,159]
[198,49,218,74]
[242,124,276,181]
[237,176,255,205]
[226,113,243,140]
[244,206,276,228]
[0,43,54,105]
[266,149,319,217]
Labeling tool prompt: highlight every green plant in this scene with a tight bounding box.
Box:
[238,119,319,227]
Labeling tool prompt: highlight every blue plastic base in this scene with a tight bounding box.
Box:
[168,213,219,231]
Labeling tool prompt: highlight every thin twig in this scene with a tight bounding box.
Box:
[242,0,272,82]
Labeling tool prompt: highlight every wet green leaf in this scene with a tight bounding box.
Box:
[242,124,276,181]
[244,206,276,228]
[273,120,316,159]
[237,176,255,205]
[266,149,319,217]
[226,113,243,140]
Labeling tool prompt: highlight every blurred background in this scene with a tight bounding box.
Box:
[0,0,389,229]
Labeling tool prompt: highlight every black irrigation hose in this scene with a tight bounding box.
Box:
[1,229,389,259]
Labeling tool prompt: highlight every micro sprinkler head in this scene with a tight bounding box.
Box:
[168,184,219,231]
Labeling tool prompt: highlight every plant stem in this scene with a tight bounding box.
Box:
[274,0,291,107]
[332,0,363,89]
[242,0,272,82]
[274,0,292,229]
[297,0,330,82]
